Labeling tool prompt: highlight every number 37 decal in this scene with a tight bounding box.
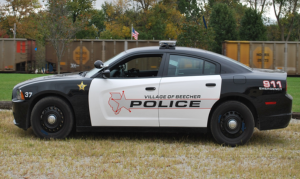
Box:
[263,81,282,88]
[24,92,33,98]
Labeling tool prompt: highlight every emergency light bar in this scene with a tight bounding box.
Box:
[159,41,176,49]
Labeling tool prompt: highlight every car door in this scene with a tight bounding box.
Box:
[158,54,222,127]
[89,53,165,127]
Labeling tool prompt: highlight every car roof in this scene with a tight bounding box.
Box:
[125,46,252,73]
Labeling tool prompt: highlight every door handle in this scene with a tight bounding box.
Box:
[206,83,216,87]
[146,87,156,91]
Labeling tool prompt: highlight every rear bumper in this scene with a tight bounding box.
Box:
[257,93,293,130]
[12,99,30,130]
[257,113,292,130]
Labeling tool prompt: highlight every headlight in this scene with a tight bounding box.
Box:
[16,89,25,100]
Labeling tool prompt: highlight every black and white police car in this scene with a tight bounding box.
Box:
[12,41,293,146]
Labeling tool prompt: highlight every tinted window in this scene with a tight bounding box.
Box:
[167,55,216,76]
[110,55,162,78]
[204,61,216,75]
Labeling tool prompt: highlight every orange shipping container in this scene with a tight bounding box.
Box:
[222,41,300,75]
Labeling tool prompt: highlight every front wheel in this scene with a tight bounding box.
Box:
[210,101,254,146]
[30,97,74,139]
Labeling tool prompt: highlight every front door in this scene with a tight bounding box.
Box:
[89,54,165,127]
[158,54,222,127]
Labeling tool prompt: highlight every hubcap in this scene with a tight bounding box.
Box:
[40,106,64,133]
[219,111,245,138]
[47,114,57,124]
[228,119,237,129]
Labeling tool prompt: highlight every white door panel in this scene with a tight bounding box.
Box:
[89,78,161,126]
[159,75,221,127]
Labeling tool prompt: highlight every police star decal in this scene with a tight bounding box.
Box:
[78,81,87,91]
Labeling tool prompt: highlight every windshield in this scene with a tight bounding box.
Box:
[85,51,127,78]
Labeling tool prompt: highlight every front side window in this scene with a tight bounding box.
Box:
[110,55,163,78]
[167,55,216,77]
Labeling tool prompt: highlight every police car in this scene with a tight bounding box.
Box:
[12,41,293,146]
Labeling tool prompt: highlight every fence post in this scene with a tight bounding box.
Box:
[114,40,116,55]
[91,40,94,62]
[273,43,276,70]
[237,42,240,62]
[262,43,265,69]
[80,40,83,71]
[249,42,253,68]
[124,41,128,51]
[102,40,105,62]
[284,43,288,72]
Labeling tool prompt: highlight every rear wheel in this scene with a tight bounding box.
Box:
[210,101,254,146]
[30,97,74,139]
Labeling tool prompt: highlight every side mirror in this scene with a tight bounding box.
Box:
[94,60,104,69]
[102,69,110,78]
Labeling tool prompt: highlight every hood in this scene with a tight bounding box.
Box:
[13,73,84,89]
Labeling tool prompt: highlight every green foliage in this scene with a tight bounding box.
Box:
[177,23,216,51]
[289,12,300,41]
[90,10,105,33]
[210,3,237,54]
[266,24,281,41]
[67,0,95,23]
[239,8,267,41]
[177,0,201,21]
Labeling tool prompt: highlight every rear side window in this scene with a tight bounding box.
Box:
[204,61,216,75]
[167,55,216,77]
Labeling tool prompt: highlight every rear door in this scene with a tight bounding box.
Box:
[158,54,222,127]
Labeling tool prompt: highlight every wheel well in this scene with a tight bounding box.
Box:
[207,96,258,129]
[27,93,75,128]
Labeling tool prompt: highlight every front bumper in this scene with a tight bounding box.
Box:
[12,99,30,130]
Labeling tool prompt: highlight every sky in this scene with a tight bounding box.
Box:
[0,0,276,23]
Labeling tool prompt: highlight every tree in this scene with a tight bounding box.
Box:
[243,0,271,15]
[289,12,300,40]
[210,3,237,53]
[41,0,86,74]
[101,0,183,40]
[273,0,299,41]
[239,8,267,40]
[90,9,105,36]
[176,0,216,50]
[177,23,216,51]
[67,0,95,23]
[0,0,40,38]
[0,27,9,38]
[266,24,281,40]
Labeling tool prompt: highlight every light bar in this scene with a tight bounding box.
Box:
[159,41,176,49]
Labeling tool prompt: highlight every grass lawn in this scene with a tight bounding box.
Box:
[0,74,49,101]
[287,77,300,112]
[0,74,299,111]
[0,111,300,178]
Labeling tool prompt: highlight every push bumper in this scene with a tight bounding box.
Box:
[12,99,30,130]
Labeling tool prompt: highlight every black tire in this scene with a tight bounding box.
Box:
[30,97,74,139]
[210,101,254,146]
